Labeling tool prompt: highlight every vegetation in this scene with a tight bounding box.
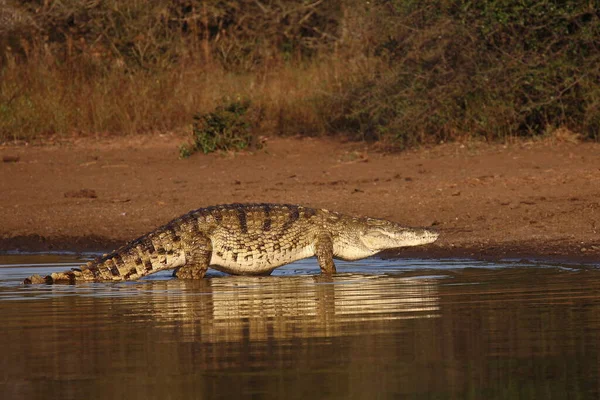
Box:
[180,99,259,157]
[328,0,600,147]
[1,0,598,149]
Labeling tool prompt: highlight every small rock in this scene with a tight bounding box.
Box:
[2,155,19,163]
[64,189,97,199]
[520,200,536,205]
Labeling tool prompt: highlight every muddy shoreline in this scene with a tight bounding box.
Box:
[1,135,599,265]
[2,234,598,266]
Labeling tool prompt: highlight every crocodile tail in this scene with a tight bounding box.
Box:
[23,219,189,284]
[23,255,118,284]
[23,263,97,284]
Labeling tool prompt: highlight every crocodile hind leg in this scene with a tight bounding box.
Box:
[173,235,212,279]
[315,233,336,274]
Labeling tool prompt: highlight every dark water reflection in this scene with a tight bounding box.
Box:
[1,255,600,399]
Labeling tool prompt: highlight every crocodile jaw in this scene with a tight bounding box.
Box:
[361,227,439,251]
[333,227,438,261]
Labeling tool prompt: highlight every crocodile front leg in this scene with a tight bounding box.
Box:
[173,234,212,279]
[315,233,336,274]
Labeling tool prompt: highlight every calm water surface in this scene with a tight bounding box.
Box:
[1,254,600,399]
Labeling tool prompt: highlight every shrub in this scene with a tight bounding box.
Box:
[325,0,600,146]
[180,100,260,157]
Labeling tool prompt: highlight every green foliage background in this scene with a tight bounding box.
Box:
[1,0,598,146]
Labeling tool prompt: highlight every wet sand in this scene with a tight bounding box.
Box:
[1,135,599,262]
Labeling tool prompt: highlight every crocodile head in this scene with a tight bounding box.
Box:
[360,218,439,251]
[333,217,439,260]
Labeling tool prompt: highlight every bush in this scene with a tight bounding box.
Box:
[180,100,260,157]
[1,0,341,71]
[325,0,600,146]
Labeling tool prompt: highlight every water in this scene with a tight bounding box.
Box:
[1,253,600,399]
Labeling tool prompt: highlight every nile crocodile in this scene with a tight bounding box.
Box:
[24,203,439,284]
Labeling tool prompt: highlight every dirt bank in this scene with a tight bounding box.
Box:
[1,135,599,263]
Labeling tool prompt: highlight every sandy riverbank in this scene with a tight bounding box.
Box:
[1,135,599,263]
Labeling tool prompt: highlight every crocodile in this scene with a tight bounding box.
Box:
[23,203,439,284]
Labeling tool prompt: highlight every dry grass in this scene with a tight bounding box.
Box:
[0,48,377,142]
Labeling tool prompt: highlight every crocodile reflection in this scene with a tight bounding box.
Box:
[120,273,440,342]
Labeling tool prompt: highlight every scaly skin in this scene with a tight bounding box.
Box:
[23,203,439,284]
